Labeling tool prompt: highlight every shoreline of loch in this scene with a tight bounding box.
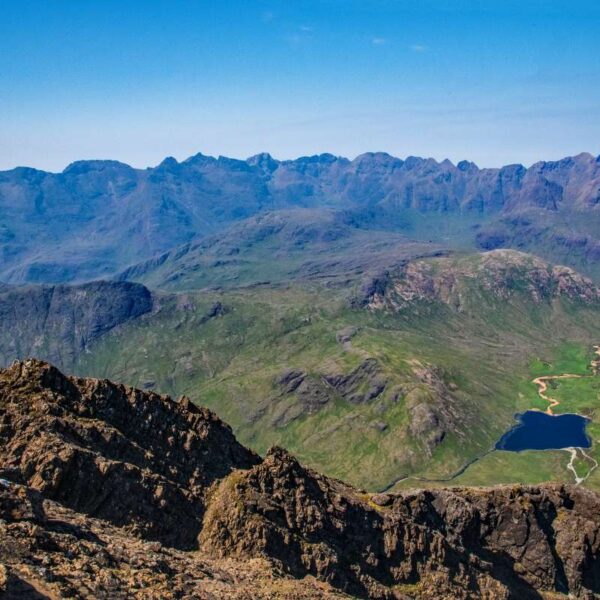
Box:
[523,345,600,483]
[386,345,599,491]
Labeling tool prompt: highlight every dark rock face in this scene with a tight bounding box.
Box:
[1,360,600,599]
[202,447,600,599]
[0,359,260,549]
[0,481,346,599]
[275,369,307,394]
[0,280,153,369]
[2,151,600,284]
[273,359,388,425]
[323,358,387,404]
[272,370,332,425]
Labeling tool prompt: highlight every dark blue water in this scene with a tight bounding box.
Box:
[496,410,591,451]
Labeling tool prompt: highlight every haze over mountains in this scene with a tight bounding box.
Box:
[2,148,600,493]
[2,150,600,285]
[3,149,600,596]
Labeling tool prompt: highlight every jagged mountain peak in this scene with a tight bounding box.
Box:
[155,155,179,169]
[1,360,600,598]
[2,149,600,285]
[0,358,260,549]
[181,151,218,165]
[246,151,279,168]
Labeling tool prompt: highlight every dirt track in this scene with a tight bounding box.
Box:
[532,373,582,414]
[530,346,600,483]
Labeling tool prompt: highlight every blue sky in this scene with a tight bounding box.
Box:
[1,0,599,171]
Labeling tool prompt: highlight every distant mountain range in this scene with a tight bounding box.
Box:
[2,150,600,496]
[2,151,600,285]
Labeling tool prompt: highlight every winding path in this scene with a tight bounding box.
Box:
[593,345,600,375]
[565,447,598,485]
[384,346,600,492]
[530,346,600,483]
[532,374,582,415]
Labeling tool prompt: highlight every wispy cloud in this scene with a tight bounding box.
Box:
[284,25,314,47]
[410,44,428,52]
[371,37,387,46]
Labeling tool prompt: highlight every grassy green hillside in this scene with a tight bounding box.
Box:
[120,208,600,296]
[119,209,444,291]
[393,342,600,491]
[74,251,600,492]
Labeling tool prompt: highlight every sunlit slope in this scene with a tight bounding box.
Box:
[117,208,444,290]
[73,250,600,491]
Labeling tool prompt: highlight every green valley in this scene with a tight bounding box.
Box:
[68,250,600,492]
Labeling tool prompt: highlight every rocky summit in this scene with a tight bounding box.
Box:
[359,250,600,312]
[1,359,600,599]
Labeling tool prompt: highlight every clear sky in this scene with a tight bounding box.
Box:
[1,0,599,171]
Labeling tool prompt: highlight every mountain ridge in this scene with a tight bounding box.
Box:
[10,149,599,176]
[359,249,600,312]
[1,359,600,599]
[115,208,446,290]
[2,150,600,284]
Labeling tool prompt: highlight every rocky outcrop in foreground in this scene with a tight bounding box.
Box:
[0,359,258,549]
[0,481,344,599]
[1,360,600,599]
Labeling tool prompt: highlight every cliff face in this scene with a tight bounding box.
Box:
[0,482,346,600]
[0,281,153,369]
[0,359,259,549]
[201,447,600,599]
[1,360,599,599]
